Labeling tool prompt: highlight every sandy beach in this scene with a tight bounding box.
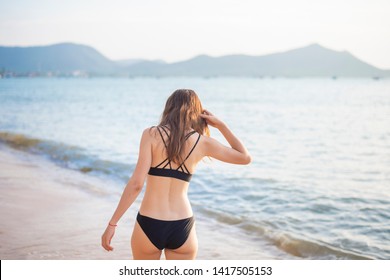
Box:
[0,144,272,260]
[0,145,138,259]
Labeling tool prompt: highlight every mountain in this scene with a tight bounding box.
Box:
[115,59,166,67]
[125,44,389,77]
[1,42,389,77]
[0,43,116,74]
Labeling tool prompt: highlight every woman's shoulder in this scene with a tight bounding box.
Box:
[140,126,160,140]
[196,133,221,153]
[145,125,157,132]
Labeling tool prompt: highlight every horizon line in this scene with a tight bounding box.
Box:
[1,41,389,71]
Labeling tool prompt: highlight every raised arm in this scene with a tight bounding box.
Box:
[101,128,152,251]
[200,110,251,165]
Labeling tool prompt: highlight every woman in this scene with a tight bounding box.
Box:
[101,89,251,260]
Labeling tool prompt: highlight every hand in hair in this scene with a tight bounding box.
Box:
[200,110,224,129]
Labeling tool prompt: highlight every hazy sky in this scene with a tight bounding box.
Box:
[1,0,389,69]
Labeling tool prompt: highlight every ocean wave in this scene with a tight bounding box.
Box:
[194,205,374,259]
[0,131,134,183]
[265,231,373,260]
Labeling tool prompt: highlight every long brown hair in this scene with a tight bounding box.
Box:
[158,89,209,163]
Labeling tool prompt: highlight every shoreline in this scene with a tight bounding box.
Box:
[0,144,273,260]
[0,144,137,259]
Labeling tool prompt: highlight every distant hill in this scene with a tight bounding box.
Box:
[115,58,166,67]
[125,44,390,78]
[0,43,116,74]
[1,42,389,77]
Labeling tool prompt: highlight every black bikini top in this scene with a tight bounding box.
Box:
[148,126,201,182]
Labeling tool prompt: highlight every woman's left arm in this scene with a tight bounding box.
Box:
[101,128,152,251]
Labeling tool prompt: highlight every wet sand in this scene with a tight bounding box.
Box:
[0,145,272,259]
[0,145,137,259]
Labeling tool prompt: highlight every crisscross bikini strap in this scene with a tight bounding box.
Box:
[178,162,191,174]
[185,130,196,140]
[155,158,170,168]
[177,131,196,173]
[157,126,168,148]
[176,133,201,172]
[155,126,172,169]
[160,125,170,138]
[184,133,201,161]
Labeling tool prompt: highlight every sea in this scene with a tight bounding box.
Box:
[0,77,389,259]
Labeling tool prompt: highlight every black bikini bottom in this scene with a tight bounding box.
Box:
[136,212,194,250]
